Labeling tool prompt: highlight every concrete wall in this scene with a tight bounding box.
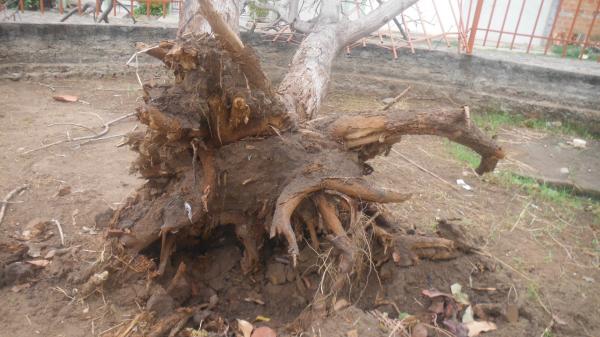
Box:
[1,22,599,134]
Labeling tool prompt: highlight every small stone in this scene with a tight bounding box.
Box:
[57,186,71,197]
[546,121,562,128]
[382,97,395,105]
[251,326,277,337]
[559,167,569,175]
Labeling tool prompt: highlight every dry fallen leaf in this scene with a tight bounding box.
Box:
[334,298,350,311]
[27,259,50,267]
[465,321,497,337]
[53,95,79,103]
[237,319,253,337]
[255,315,270,322]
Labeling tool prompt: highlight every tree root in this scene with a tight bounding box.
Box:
[270,177,410,264]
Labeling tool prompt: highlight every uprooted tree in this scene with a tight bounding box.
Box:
[107,0,505,328]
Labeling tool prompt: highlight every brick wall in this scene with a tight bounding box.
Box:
[554,0,600,42]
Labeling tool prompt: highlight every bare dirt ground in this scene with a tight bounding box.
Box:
[1,77,599,337]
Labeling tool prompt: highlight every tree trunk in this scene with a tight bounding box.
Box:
[278,24,339,121]
[178,0,240,35]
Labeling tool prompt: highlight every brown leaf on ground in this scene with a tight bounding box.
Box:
[52,95,79,102]
[251,326,277,337]
[20,218,50,241]
[464,320,497,336]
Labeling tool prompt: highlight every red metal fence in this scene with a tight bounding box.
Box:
[466,0,600,60]
[264,0,600,62]
[3,0,599,61]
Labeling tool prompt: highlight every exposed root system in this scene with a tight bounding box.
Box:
[97,19,503,334]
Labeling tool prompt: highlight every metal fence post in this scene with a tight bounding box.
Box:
[467,0,484,54]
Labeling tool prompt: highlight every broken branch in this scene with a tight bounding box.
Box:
[0,184,28,226]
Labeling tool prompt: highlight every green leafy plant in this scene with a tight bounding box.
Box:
[551,44,599,62]
[134,1,167,16]
[247,0,269,20]
[2,0,39,10]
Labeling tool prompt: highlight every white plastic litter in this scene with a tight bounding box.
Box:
[456,179,473,191]
[572,138,587,149]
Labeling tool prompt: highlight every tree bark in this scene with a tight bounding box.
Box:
[276,0,418,121]
[278,24,339,121]
[179,0,240,36]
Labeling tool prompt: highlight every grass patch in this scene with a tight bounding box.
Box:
[447,142,480,168]
[446,141,593,209]
[472,110,596,139]
[493,171,583,208]
[551,44,600,61]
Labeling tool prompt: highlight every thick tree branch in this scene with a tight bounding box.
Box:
[322,107,505,175]
[340,0,418,45]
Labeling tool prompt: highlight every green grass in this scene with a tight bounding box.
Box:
[446,142,593,208]
[447,142,480,168]
[472,110,596,139]
[527,282,541,301]
[551,44,600,62]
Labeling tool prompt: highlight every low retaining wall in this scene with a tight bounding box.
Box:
[1,22,599,134]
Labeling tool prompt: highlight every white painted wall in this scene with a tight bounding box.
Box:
[351,0,558,49]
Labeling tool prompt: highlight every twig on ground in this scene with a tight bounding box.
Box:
[51,219,65,246]
[116,312,146,337]
[23,112,136,154]
[390,149,459,191]
[79,124,138,146]
[382,86,411,111]
[510,200,531,232]
[37,82,56,92]
[0,184,28,226]
[48,123,99,135]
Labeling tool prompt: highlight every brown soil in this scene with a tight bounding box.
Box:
[0,78,599,337]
